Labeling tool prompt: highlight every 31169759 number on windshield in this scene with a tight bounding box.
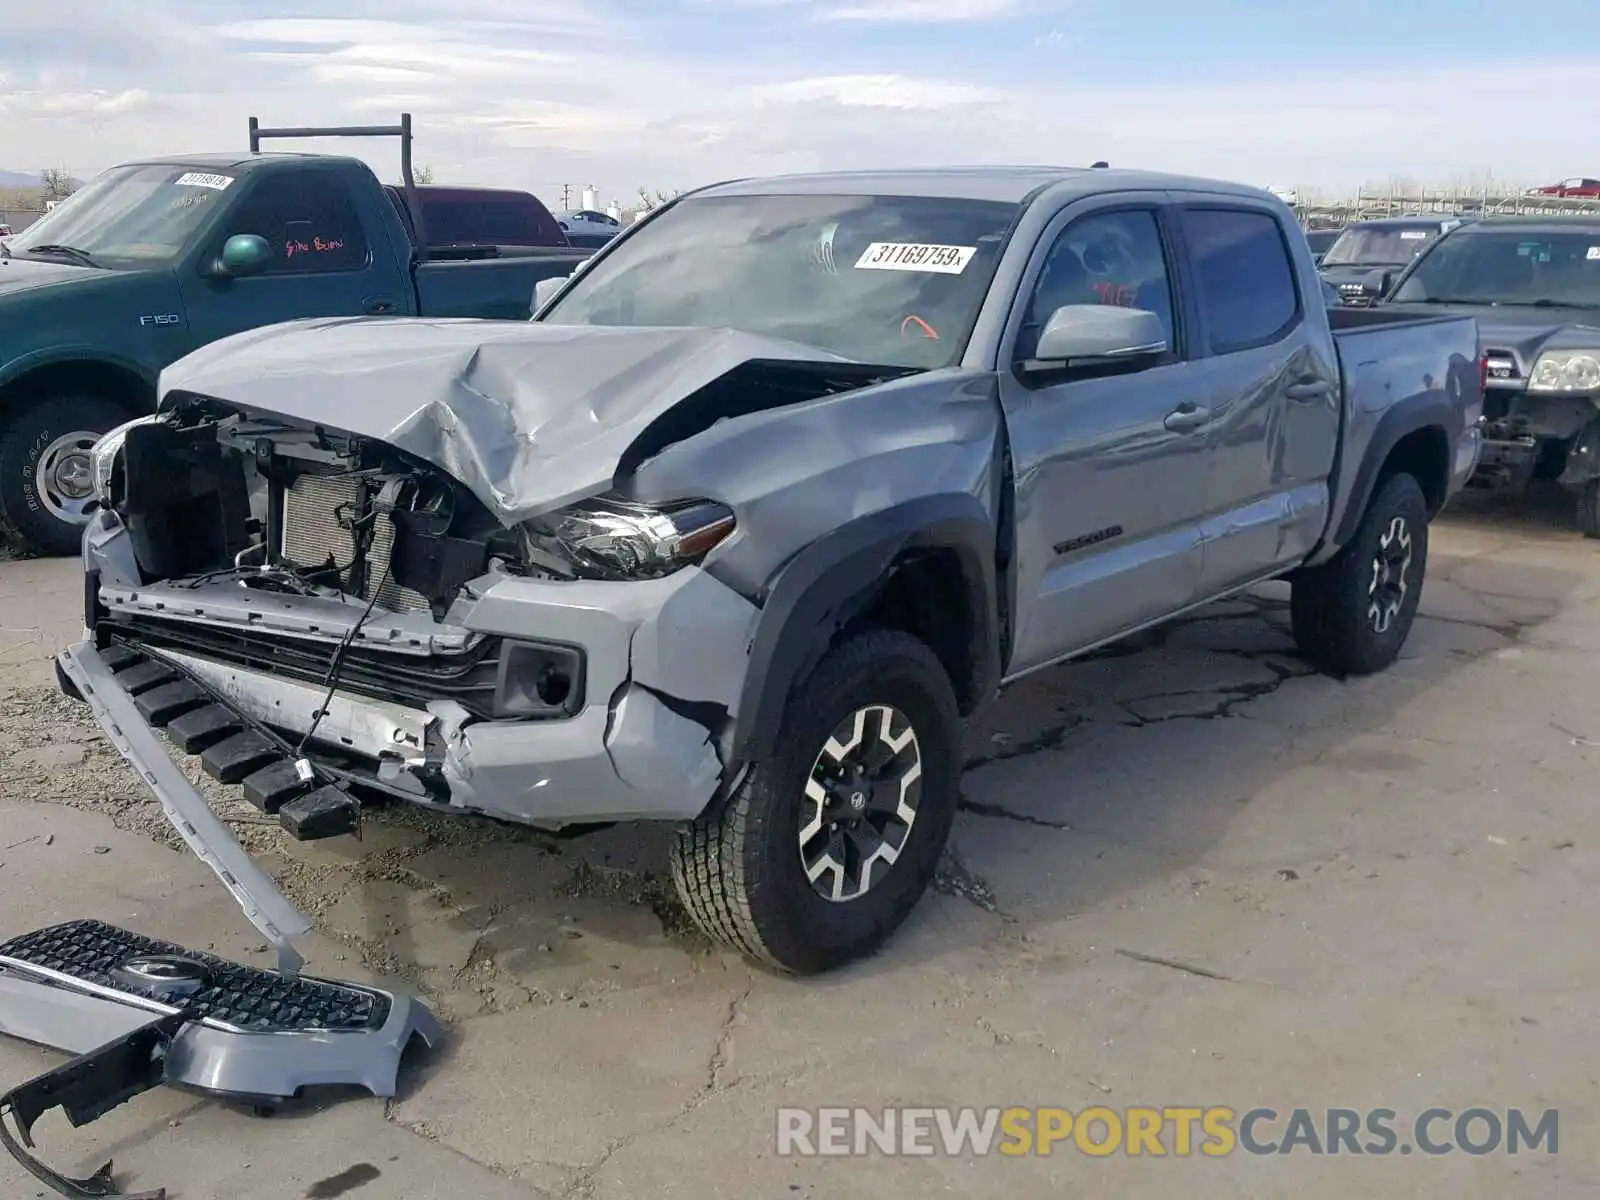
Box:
[854,242,977,274]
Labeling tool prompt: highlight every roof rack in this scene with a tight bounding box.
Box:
[248,113,428,260]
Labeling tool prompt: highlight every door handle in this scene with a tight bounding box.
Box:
[1163,403,1211,432]
[362,296,396,315]
[1285,380,1333,401]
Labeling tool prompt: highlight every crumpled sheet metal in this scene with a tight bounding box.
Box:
[158,317,853,525]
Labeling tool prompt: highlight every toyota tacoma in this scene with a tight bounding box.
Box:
[0,166,1484,1191]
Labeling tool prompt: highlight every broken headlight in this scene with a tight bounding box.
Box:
[1528,350,1600,393]
[89,413,165,506]
[519,496,735,581]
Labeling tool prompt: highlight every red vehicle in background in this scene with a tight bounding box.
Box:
[1529,177,1600,198]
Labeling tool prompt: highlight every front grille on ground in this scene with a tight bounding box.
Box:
[105,614,504,719]
[0,920,389,1031]
[281,473,431,614]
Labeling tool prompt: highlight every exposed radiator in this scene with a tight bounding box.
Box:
[279,474,431,614]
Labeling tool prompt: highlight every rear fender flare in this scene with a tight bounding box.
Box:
[725,494,999,769]
[1328,396,1455,551]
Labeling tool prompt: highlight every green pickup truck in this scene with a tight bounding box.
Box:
[0,116,588,554]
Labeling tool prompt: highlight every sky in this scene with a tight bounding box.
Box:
[2,0,1599,209]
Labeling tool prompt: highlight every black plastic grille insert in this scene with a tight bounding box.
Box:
[0,920,388,1032]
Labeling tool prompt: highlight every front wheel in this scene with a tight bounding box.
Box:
[0,395,133,555]
[670,628,961,975]
[1291,471,1430,677]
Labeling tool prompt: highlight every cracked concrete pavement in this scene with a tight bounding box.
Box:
[0,493,1596,1199]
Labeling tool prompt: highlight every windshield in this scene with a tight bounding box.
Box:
[1306,230,1341,254]
[7,164,232,267]
[1321,226,1438,267]
[539,193,1020,369]
[1391,230,1600,308]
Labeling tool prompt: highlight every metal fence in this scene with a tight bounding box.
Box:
[1300,189,1600,227]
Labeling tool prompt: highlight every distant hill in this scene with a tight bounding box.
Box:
[0,170,44,189]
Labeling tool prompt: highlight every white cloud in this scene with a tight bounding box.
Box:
[1,2,1597,208]
[752,75,1003,109]
[822,0,1026,21]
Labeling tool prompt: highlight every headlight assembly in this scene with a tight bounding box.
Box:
[519,496,735,581]
[89,413,165,506]
[1528,350,1600,393]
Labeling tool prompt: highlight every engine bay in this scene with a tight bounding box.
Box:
[100,397,533,621]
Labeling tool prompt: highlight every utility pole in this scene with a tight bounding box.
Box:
[558,183,573,210]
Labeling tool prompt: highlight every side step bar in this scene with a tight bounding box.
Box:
[0,921,439,1199]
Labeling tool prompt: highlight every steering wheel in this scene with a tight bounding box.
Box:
[900,314,939,341]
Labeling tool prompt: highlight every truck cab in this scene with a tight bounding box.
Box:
[0,116,588,555]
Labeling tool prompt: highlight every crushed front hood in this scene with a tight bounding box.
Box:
[159,317,857,523]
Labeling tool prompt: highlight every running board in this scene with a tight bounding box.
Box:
[0,920,439,1199]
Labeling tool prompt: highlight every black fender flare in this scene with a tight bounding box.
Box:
[1329,395,1457,549]
[725,494,1000,769]
[1558,414,1600,490]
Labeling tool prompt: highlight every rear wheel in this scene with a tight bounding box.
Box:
[670,628,961,975]
[1291,471,1429,677]
[0,394,132,555]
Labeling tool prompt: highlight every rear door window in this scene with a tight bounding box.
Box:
[1180,208,1301,354]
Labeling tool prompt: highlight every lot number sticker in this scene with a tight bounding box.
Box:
[174,172,234,190]
[1400,230,1428,239]
[855,242,977,274]
[1588,246,1600,260]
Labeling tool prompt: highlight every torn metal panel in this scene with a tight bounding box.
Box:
[55,644,311,969]
[159,318,860,524]
[625,370,1005,598]
[603,685,722,803]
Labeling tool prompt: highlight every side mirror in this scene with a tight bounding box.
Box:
[1360,268,1393,300]
[533,275,570,312]
[210,234,272,278]
[1025,305,1167,370]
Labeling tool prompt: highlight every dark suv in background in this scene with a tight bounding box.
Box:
[1318,216,1469,305]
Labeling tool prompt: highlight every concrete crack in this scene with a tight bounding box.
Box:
[932,853,1014,922]
[964,716,1082,769]
[1115,947,1235,981]
[958,794,1072,831]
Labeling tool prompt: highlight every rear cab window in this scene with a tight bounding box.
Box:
[1179,207,1301,354]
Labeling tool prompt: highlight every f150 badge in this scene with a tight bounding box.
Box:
[138,313,181,327]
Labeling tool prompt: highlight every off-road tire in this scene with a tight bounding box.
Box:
[0,394,132,556]
[670,628,961,975]
[1291,471,1429,677]
[1575,479,1600,539]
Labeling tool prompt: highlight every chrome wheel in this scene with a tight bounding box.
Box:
[1367,514,1413,634]
[798,704,923,903]
[32,429,100,524]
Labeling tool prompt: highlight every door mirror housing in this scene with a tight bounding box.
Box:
[1023,304,1167,372]
[1360,268,1393,300]
[533,275,570,313]
[209,234,272,279]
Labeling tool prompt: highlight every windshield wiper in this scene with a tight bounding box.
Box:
[22,244,102,269]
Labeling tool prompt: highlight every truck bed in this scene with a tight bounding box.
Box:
[413,252,589,321]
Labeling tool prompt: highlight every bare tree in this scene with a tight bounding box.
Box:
[39,168,77,201]
[413,164,435,184]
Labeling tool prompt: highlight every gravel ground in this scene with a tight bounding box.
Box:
[0,493,1596,1199]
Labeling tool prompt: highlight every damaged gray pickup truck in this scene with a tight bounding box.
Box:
[6,168,1483,1191]
[56,167,1487,977]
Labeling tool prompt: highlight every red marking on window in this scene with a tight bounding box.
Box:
[901,314,939,340]
[1091,281,1138,306]
[285,236,348,259]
